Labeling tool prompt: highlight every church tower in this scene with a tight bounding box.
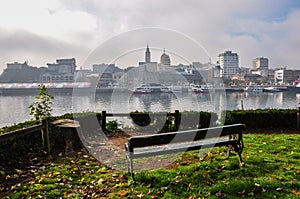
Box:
[145,44,151,63]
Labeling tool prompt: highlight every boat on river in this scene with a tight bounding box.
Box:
[263,87,281,92]
[131,86,152,94]
[130,83,172,94]
[192,85,209,94]
[244,86,263,92]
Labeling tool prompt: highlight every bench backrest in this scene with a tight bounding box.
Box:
[127,124,245,152]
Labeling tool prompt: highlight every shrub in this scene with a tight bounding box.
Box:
[221,109,297,129]
[28,85,54,122]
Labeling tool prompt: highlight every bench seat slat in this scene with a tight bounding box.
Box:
[128,124,245,150]
[130,137,237,158]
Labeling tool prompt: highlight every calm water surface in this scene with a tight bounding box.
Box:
[1,91,299,127]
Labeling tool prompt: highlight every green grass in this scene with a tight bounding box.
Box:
[3,134,300,198]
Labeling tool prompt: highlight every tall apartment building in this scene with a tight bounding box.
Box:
[217,51,239,78]
[252,57,268,77]
[253,57,268,70]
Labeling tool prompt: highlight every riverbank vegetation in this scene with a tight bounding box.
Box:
[0,108,297,135]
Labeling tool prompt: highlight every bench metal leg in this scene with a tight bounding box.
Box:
[127,157,134,180]
[227,145,235,158]
[237,152,245,167]
[130,158,134,178]
[227,145,231,158]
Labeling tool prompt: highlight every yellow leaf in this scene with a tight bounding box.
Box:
[279,146,286,149]
[15,169,23,174]
[99,167,108,173]
[53,171,61,175]
[70,160,75,164]
[97,178,105,185]
[255,183,260,187]
[284,167,291,171]
[223,181,230,185]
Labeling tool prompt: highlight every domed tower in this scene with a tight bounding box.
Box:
[160,49,171,66]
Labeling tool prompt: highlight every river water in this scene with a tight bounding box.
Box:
[1,91,300,128]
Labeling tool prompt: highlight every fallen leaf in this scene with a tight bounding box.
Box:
[137,192,144,198]
[223,181,230,185]
[291,189,300,195]
[119,190,128,197]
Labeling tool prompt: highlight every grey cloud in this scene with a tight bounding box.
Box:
[1,0,300,71]
[0,29,90,70]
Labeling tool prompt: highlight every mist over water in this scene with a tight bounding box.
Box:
[1,91,299,128]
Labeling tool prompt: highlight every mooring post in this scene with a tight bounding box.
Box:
[42,119,51,154]
[241,100,244,110]
[174,110,180,131]
[102,111,107,132]
[297,107,300,130]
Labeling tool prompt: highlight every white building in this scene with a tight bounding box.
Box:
[274,68,300,85]
[217,51,239,78]
[274,69,284,85]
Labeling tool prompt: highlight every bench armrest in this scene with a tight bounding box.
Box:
[124,143,129,152]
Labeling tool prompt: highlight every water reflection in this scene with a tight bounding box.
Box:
[1,91,300,127]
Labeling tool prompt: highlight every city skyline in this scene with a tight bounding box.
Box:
[0,0,300,72]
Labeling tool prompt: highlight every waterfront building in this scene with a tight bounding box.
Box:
[42,58,76,83]
[217,51,239,78]
[274,68,300,85]
[244,74,262,84]
[92,63,124,87]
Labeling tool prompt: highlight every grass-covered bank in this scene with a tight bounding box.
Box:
[2,133,300,199]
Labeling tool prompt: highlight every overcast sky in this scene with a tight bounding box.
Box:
[0,0,300,72]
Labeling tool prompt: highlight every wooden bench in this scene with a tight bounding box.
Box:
[125,124,245,178]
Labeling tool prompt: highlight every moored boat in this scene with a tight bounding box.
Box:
[263,87,281,92]
[244,86,263,92]
[131,86,152,94]
[192,85,209,94]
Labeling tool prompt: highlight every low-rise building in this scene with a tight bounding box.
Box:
[42,58,76,83]
[274,68,300,84]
